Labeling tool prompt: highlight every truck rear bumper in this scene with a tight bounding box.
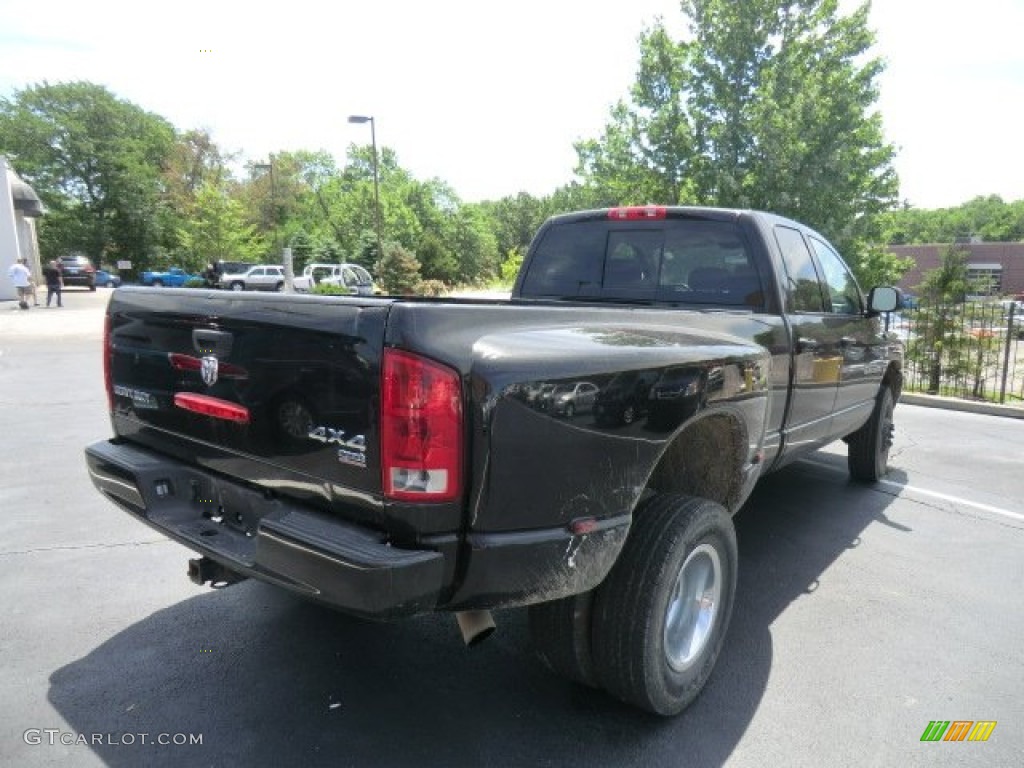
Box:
[85,439,444,619]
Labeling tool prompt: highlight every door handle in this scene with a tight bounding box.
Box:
[193,328,234,357]
[797,338,820,352]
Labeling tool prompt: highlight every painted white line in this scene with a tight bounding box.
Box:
[800,458,1024,523]
[876,480,1024,522]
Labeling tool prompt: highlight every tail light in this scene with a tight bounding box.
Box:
[103,315,113,412]
[173,393,250,424]
[381,349,463,502]
[607,205,667,220]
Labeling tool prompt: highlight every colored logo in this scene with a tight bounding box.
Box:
[920,721,997,742]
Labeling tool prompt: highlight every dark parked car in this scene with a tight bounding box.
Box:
[58,255,96,290]
[594,369,659,425]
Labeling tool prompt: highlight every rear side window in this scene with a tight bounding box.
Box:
[520,222,607,297]
[521,218,762,307]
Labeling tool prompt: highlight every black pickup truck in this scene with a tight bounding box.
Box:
[85,206,902,715]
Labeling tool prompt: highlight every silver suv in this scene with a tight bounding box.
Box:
[220,265,286,292]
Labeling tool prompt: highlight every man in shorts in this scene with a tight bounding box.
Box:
[7,258,33,309]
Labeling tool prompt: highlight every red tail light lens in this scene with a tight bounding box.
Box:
[381,349,463,502]
[607,205,667,220]
[173,393,250,424]
[103,315,113,412]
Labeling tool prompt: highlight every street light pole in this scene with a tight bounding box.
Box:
[347,114,383,267]
[254,161,277,248]
[255,159,294,291]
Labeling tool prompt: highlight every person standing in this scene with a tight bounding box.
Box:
[42,259,63,307]
[7,258,33,309]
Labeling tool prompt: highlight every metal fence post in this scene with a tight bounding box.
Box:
[1000,302,1015,404]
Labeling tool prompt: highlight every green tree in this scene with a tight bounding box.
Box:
[881,196,1024,245]
[575,0,899,282]
[482,191,551,261]
[0,81,176,270]
[177,182,261,270]
[378,242,422,294]
[909,245,974,394]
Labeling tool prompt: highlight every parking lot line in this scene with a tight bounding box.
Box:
[800,458,1024,523]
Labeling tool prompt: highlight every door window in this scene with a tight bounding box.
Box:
[809,237,863,315]
[774,226,825,313]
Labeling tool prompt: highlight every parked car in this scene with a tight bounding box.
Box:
[216,261,254,277]
[310,263,376,295]
[58,255,96,290]
[140,267,199,287]
[647,365,713,427]
[94,269,122,288]
[547,381,599,418]
[594,369,659,425]
[220,265,286,292]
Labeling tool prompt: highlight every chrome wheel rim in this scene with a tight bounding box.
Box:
[664,543,722,672]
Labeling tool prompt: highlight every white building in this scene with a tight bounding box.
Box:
[1,155,45,301]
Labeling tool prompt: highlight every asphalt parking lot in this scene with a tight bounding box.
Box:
[1,288,1022,767]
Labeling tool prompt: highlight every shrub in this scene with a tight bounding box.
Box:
[312,283,356,296]
[417,280,448,297]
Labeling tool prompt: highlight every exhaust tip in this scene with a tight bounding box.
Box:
[455,610,496,646]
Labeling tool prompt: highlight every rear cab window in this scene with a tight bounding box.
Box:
[519,216,764,308]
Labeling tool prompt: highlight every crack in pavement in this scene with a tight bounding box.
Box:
[0,538,168,557]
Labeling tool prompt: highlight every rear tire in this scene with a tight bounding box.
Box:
[847,386,895,482]
[592,493,737,716]
[528,591,598,688]
[622,405,636,424]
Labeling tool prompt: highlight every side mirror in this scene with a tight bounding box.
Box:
[867,286,900,314]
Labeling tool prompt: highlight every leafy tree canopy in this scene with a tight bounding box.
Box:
[0,81,175,268]
[574,0,902,284]
[881,195,1024,245]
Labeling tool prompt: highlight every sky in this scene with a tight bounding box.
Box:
[0,0,1022,209]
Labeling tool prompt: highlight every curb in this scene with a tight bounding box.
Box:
[901,392,1024,420]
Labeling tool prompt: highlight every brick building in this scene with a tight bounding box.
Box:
[889,242,1024,297]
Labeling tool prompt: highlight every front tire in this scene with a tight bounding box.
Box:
[152,279,163,287]
[591,493,737,716]
[230,282,244,292]
[847,386,895,482]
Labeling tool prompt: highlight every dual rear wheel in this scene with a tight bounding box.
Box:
[529,493,737,715]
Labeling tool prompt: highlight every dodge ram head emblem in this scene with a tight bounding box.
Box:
[200,355,219,386]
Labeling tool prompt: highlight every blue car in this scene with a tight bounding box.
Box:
[94,270,122,288]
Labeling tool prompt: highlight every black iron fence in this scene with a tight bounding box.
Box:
[886,300,1024,405]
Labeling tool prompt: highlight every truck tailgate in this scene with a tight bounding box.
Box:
[105,288,390,525]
